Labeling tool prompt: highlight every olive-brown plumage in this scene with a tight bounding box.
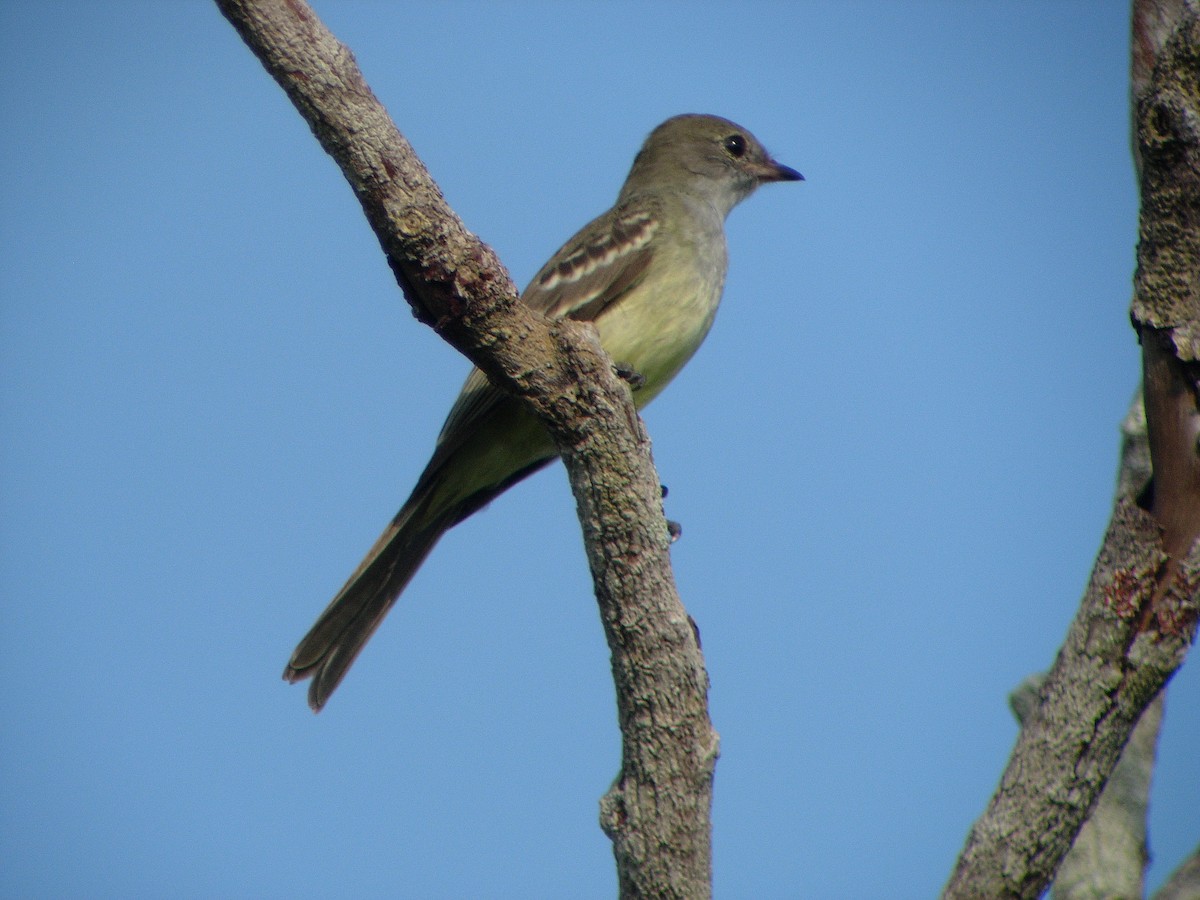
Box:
[284,114,802,710]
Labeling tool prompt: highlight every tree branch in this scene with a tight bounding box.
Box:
[941,6,1200,898]
[1012,397,1164,900]
[214,1,716,895]
[1132,2,1200,566]
[1009,663,1165,899]
[1048,691,1162,900]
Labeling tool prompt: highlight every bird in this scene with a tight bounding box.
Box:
[284,113,802,710]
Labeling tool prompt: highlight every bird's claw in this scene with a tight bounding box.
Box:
[614,362,646,390]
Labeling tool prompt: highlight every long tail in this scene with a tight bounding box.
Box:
[283,494,451,712]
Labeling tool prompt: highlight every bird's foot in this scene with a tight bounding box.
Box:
[614,362,646,390]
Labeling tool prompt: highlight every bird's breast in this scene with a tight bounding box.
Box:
[594,230,727,408]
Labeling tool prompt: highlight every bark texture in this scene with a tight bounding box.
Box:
[942,5,1200,898]
[1047,694,1161,900]
[1011,667,1164,900]
[1132,4,1200,564]
[214,1,716,896]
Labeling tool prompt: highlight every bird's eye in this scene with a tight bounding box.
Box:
[723,134,747,158]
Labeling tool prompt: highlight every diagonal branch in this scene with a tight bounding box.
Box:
[214,1,716,896]
[942,6,1200,898]
[943,503,1198,900]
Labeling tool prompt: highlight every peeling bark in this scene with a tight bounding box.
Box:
[942,5,1200,898]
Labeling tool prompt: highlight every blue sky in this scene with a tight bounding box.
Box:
[1,2,1195,897]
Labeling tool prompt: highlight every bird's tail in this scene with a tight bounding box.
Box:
[283,492,451,712]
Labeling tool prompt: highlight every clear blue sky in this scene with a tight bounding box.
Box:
[2,2,1195,897]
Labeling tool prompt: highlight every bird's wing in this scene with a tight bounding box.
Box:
[427,202,660,468]
[524,204,660,321]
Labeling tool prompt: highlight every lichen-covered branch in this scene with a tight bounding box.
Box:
[1047,692,1162,900]
[1131,3,1200,566]
[943,502,1197,900]
[941,6,1200,898]
[1016,398,1164,900]
[214,1,715,895]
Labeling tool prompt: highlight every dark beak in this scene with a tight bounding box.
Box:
[766,160,804,182]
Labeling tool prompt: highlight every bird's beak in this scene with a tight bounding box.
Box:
[759,159,804,183]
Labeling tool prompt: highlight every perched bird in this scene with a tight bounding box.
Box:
[285,114,802,710]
